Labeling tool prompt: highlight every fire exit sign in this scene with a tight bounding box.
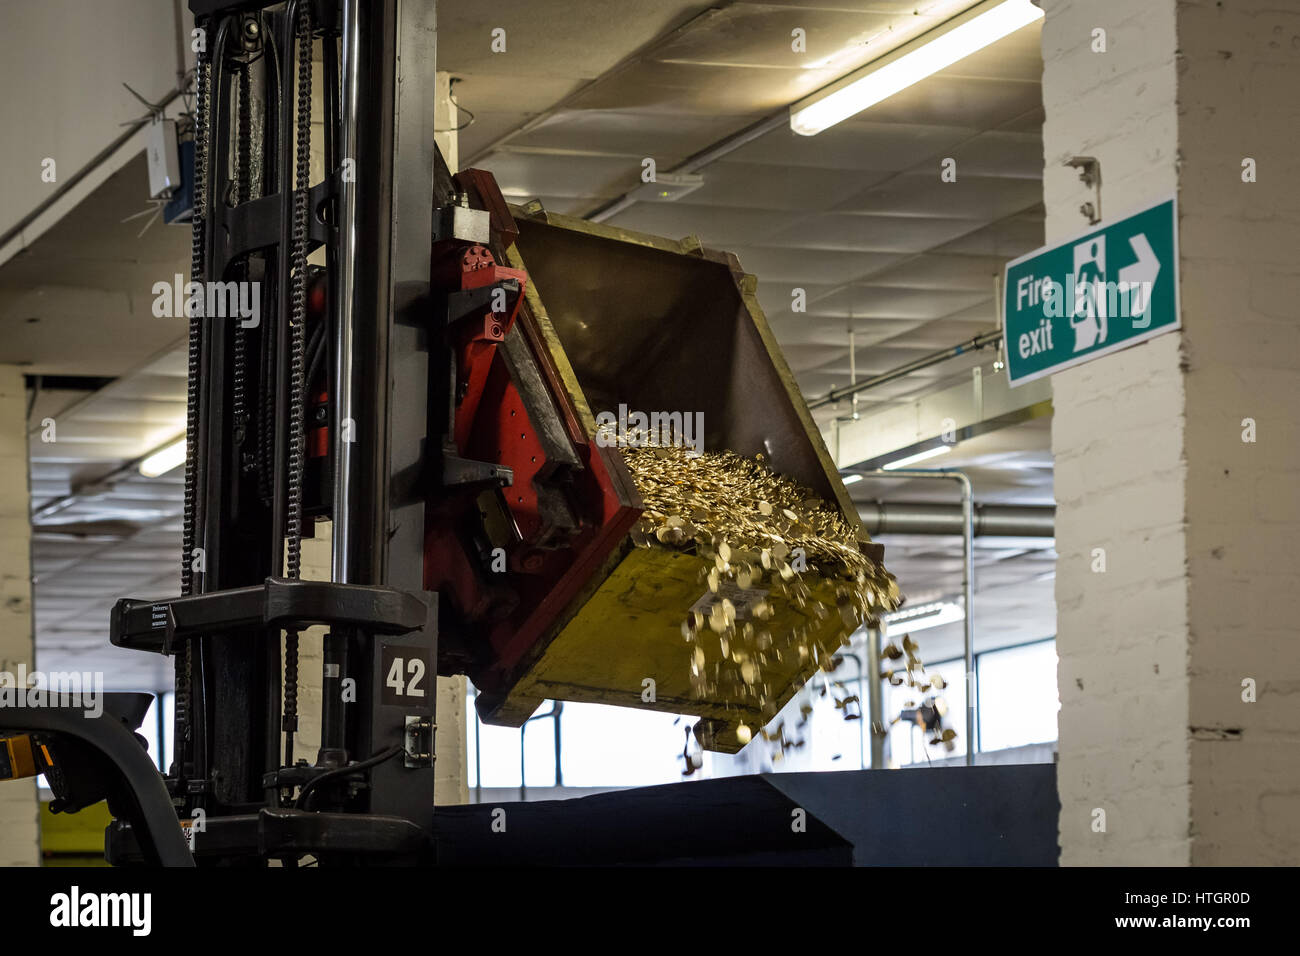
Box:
[1002,197,1179,386]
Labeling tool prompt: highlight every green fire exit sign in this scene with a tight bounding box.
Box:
[1003,197,1179,386]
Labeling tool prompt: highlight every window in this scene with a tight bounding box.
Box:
[464,639,1060,789]
[976,640,1059,751]
[139,693,174,772]
[558,703,687,788]
[466,689,686,790]
[467,706,557,788]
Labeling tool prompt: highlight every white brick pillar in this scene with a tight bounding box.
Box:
[1044,0,1300,864]
[0,366,40,865]
[434,71,459,176]
[293,525,467,805]
[287,527,329,763]
[432,67,469,807]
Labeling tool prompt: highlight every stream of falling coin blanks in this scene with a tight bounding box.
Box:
[613,432,952,771]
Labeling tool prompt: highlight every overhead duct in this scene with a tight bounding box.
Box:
[859,501,1054,538]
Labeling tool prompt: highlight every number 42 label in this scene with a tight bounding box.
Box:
[380,644,432,706]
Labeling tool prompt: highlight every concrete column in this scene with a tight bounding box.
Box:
[1044,0,1300,864]
[288,528,329,763]
[0,366,40,865]
[435,673,469,805]
[432,68,469,806]
[434,71,459,176]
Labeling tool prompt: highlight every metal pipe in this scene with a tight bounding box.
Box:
[676,111,789,175]
[959,473,976,767]
[833,650,866,769]
[865,625,885,769]
[472,687,483,799]
[587,111,788,223]
[858,501,1054,538]
[519,701,562,800]
[317,0,362,761]
[866,469,977,767]
[331,0,361,585]
[553,700,564,788]
[809,329,1002,410]
[847,326,858,420]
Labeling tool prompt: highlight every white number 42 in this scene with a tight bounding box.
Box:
[386,656,427,698]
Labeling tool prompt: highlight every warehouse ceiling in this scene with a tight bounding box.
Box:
[25,348,187,689]
[0,155,190,377]
[448,0,1045,422]
[1,0,1054,692]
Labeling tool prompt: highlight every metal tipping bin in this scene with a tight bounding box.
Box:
[431,200,884,753]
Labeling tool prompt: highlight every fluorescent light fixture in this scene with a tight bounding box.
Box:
[139,437,187,478]
[880,444,952,470]
[882,601,964,634]
[789,0,1044,136]
[841,473,864,485]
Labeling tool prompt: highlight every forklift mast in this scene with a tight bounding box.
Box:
[105,0,458,862]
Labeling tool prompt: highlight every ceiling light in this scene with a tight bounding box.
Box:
[628,172,705,203]
[841,473,864,485]
[139,437,187,478]
[880,445,952,470]
[882,601,964,634]
[789,0,1044,136]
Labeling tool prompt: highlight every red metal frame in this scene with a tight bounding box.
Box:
[422,173,641,709]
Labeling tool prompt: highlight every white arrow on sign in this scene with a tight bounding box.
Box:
[1118,233,1160,328]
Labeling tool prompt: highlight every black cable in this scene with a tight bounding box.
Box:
[285,3,311,581]
[232,60,252,444]
[435,77,475,132]
[182,48,209,600]
[295,746,404,811]
[175,33,211,777]
[256,11,282,511]
[257,278,276,508]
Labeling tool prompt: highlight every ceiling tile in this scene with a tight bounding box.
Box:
[763,212,981,252]
[835,171,1044,219]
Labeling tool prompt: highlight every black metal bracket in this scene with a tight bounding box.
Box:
[209,175,339,281]
[111,577,428,654]
[445,278,521,329]
[432,202,490,246]
[190,0,339,29]
[442,450,513,490]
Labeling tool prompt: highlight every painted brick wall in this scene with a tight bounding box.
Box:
[1176,0,1300,865]
[0,365,39,866]
[1045,0,1300,864]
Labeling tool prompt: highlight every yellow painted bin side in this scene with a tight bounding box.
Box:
[41,799,111,865]
[509,544,857,751]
